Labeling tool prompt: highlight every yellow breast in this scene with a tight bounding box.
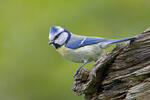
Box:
[55,44,103,63]
[56,45,71,56]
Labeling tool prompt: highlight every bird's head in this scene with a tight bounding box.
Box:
[49,26,71,49]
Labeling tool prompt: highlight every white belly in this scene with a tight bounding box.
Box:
[56,44,104,63]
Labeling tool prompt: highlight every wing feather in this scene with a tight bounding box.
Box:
[65,36,107,49]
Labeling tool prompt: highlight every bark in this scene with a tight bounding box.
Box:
[72,27,150,100]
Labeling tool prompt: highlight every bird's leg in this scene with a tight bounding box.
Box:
[73,61,88,78]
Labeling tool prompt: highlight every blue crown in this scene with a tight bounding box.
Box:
[49,26,58,34]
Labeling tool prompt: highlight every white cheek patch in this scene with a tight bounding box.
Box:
[54,32,68,45]
[49,34,53,40]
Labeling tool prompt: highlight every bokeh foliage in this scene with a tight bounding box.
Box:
[0,0,150,100]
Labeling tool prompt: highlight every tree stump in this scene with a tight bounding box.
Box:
[72,28,150,100]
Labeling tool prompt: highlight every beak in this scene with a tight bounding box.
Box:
[49,40,54,45]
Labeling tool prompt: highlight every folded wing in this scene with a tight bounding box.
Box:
[65,36,107,49]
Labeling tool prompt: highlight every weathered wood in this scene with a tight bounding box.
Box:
[72,27,150,100]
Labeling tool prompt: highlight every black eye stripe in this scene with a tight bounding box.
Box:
[54,33,61,40]
[53,30,71,44]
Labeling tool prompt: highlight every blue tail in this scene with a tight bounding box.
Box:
[106,37,136,44]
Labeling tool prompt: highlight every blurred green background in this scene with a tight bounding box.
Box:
[0,0,150,100]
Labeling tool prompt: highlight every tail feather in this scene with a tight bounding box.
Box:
[107,37,136,44]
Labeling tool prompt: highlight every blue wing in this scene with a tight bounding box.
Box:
[65,37,107,49]
[65,35,136,49]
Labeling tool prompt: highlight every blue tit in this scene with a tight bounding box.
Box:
[49,26,136,77]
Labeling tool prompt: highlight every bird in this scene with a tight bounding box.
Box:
[49,26,136,78]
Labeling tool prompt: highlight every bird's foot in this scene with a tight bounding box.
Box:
[73,61,88,79]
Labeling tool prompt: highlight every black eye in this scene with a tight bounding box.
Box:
[55,35,59,39]
[54,33,61,40]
